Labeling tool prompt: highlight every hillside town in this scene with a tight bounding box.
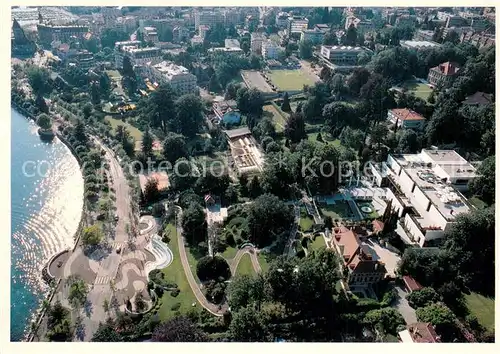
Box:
[10,6,495,343]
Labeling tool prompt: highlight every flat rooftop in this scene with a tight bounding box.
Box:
[152,61,190,76]
[401,40,441,48]
[322,45,364,52]
[421,149,469,164]
[224,127,251,139]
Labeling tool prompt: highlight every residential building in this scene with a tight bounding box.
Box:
[300,29,325,44]
[199,25,210,39]
[262,40,279,59]
[37,23,89,46]
[67,50,95,70]
[245,15,259,29]
[172,26,189,43]
[314,24,330,33]
[194,10,223,29]
[369,149,477,246]
[225,38,240,49]
[414,29,435,41]
[287,16,308,37]
[223,9,240,26]
[251,32,266,54]
[114,42,162,70]
[427,61,461,87]
[330,225,387,289]
[143,61,198,96]
[388,108,426,130]
[345,16,374,32]
[400,40,441,50]
[114,16,137,34]
[143,26,159,44]
[445,15,467,28]
[395,15,417,27]
[208,47,243,55]
[11,18,36,56]
[462,91,494,106]
[275,12,289,28]
[402,275,423,293]
[191,35,204,46]
[319,45,365,66]
[460,31,495,50]
[398,323,441,343]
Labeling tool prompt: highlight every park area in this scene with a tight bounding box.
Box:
[105,116,144,141]
[320,201,354,220]
[263,104,287,133]
[464,292,495,334]
[268,69,316,91]
[235,253,255,276]
[401,80,433,101]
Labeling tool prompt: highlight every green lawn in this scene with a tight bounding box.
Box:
[105,116,143,141]
[263,104,287,133]
[268,69,315,91]
[321,202,353,220]
[235,253,255,276]
[401,80,433,101]
[221,246,238,260]
[157,224,197,321]
[468,196,488,210]
[258,253,270,273]
[310,235,326,250]
[464,292,495,333]
[300,207,315,231]
[306,133,342,147]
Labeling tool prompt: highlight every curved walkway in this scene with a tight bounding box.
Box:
[144,235,173,275]
[230,246,262,275]
[174,206,225,316]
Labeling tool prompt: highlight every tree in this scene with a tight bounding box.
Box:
[74,119,87,145]
[143,177,160,203]
[468,156,495,205]
[397,129,420,153]
[68,278,88,309]
[224,81,240,100]
[248,175,262,199]
[416,302,456,328]
[196,255,231,282]
[299,40,313,59]
[322,102,357,137]
[323,31,338,45]
[339,126,364,152]
[140,83,176,133]
[228,274,267,311]
[37,113,52,130]
[324,215,333,229]
[100,28,128,49]
[364,307,405,335]
[81,225,103,246]
[407,287,440,309]
[141,128,154,158]
[281,92,291,112]
[163,132,188,164]
[91,321,122,342]
[27,66,51,95]
[247,194,294,247]
[82,103,93,119]
[172,94,204,137]
[181,203,206,245]
[152,316,208,342]
[229,305,269,342]
[347,68,371,97]
[35,94,49,114]
[370,123,389,153]
[122,56,134,78]
[284,112,306,144]
[236,87,264,117]
[46,301,73,342]
[134,291,147,312]
[345,24,357,46]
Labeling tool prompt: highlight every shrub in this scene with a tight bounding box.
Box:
[170,289,180,297]
[196,256,231,282]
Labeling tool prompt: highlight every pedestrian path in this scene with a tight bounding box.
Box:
[94,275,111,285]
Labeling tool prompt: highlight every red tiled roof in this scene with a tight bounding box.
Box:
[407,322,441,343]
[372,220,385,232]
[403,275,423,292]
[390,108,425,121]
[432,61,460,76]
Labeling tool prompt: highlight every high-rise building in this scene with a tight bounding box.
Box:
[251,32,266,54]
[287,16,308,37]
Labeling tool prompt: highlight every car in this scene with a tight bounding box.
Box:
[116,246,121,253]
[114,214,119,221]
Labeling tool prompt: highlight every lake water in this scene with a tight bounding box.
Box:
[10,108,84,341]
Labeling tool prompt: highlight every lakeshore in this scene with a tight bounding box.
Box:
[10,108,85,341]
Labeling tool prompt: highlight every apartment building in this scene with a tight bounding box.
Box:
[223,9,240,26]
[172,26,189,43]
[427,61,461,87]
[37,23,89,45]
[114,16,137,34]
[287,16,309,37]
[331,225,387,289]
[114,41,162,69]
[395,15,418,27]
[67,50,95,70]
[262,40,280,59]
[369,149,477,247]
[143,26,159,44]
[319,45,365,66]
[300,29,326,44]
[399,323,441,343]
[445,15,467,28]
[314,24,330,33]
[387,108,426,130]
[251,32,266,54]
[143,61,198,96]
[345,16,374,32]
[460,31,495,49]
[275,12,289,28]
[194,10,223,29]
[199,25,210,39]
[414,29,435,41]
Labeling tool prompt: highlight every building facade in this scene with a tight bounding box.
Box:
[320,45,365,66]
[37,23,89,45]
[287,16,309,37]
[194,10,223,29]
[262,40,279,59]
[427,61,461,87]
[250,32,266,54]
[388,108,426,130]
[143,61,198,96]
[300,29,326,44]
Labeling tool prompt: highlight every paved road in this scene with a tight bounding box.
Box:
[230,247,261,275]
[80,138,134,340]
[284,204,300,257]
[392,285,417,325]
[174,207,225,316]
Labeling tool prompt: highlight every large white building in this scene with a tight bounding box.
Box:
[320,45,365,66]
[115,44,163,70]
[262,40,279,59]
[400,40,441,50]
[143,61,198,96]
[369,149,478,247]
[250,32,266,54]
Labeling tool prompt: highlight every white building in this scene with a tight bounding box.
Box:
[143,61,198,96]
[400,40,441,50]
[194,10,223,29]
[115,43,163,70]
[251,32,266,54]
[114,40,141,68]
[143,26,159,44]
[262,40,279,59]
[275,12,289,28]
[369,150,477,247]
[114,16,137,34]
[320,45,365,66]
[387,108,426,130]
[287,16,308,36]
[225,38,240,49]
